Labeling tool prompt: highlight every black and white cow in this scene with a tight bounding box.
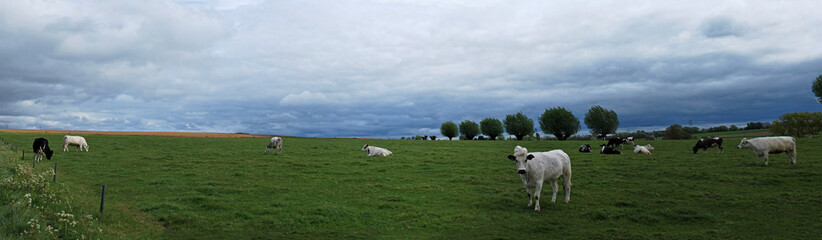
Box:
[622,137,635,146]
[600,144,622,154]
[693,137,723,154]
[578,144,592,153]
[606,137,624,148]
[32,138,54,162]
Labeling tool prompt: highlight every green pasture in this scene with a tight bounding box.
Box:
[692,129,768,138]
[1,133,820,239]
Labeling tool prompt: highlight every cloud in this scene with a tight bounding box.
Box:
[1,0,821,138]
[278,91,331,106]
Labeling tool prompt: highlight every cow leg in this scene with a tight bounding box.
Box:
[763,152,769,166]
[63,143,68,152]
[550,180,558,203]
[563,176,571,203]
[533,183,543,211]
[523,185,533,207]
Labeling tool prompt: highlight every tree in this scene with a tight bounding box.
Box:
[538,107,580,141]
[504,112,534,141]
[729,125,739,131]
[440,121,459,140]
[769,112,822,137]
[480,118,504,140]
[584,106,619,137]
[459,120,480,140]
[814,75,822,103]
[682,126,700,134]
[663,124,691,140]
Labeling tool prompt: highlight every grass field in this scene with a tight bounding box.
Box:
[1,132,821,239]
[692,129,769,138]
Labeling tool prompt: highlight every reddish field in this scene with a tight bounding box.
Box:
[0,129,272,138]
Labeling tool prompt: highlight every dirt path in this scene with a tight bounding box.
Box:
[0,129,272,138]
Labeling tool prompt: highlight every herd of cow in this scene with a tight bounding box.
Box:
[27,134,798,212]
[30,135,89,162]
[509,135,798,210]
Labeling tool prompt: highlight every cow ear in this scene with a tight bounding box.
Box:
[526,154,535,160]
[507,155,516,161]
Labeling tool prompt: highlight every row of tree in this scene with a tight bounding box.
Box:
[769,112,822,138]
[440,105,620,141]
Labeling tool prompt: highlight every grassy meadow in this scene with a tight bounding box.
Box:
[1,132,821,239]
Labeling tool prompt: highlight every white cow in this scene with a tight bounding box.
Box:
[737,137,797,165]
[265,137,283,154]
[361,144,392,156]
[633,144,651,155]
[63,135,89,152]
[506,146,572,211]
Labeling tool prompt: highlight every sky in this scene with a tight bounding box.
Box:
[1,0,820,138]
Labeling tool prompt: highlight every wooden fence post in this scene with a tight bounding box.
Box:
[100,184,106,214]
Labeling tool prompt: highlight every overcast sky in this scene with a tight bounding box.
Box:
[1,0,820,138]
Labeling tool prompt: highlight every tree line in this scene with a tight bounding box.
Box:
[440,105,619,141]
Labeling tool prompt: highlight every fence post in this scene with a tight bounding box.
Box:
[100,184,106,214]
[53,162,57,181]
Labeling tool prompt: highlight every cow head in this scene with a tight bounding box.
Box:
[361,144,369,152]
[737,138,750,149]
[507,146,532,174]
[45,147,53,160]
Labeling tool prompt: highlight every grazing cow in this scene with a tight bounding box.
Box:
[361,144,392,157]
[63,135,89,152]
[600,144,621,154]
[693,137,723,154]
[429,136,437,141]
[606,137,625,148]
[32,138,53,162]
[737,137,797,165]
[596,134,608,140]
[623,137,635,146]
[265,137,283,154]
[633,144,651,155]
[506,146,572,211]
[578,144,592,153]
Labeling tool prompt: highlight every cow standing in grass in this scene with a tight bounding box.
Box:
[506,146,572,211]
[693,137,723,154]
[63,135,89,152]
[737,137,797,166]
[32,138,53,162]
[265,137,283,154]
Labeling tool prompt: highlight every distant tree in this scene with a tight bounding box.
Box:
[682,126,700,134]
[814,75,822,103]
[539,107,580,141]
[664,124,692,140]
[480,118,504,140]
[745,122,769,130]
[584,106,619,137]
[504,112,535,141]
[729,125,739,131]
[769,112,822,137]
[459,120,480,140]
[440,121,459,140]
